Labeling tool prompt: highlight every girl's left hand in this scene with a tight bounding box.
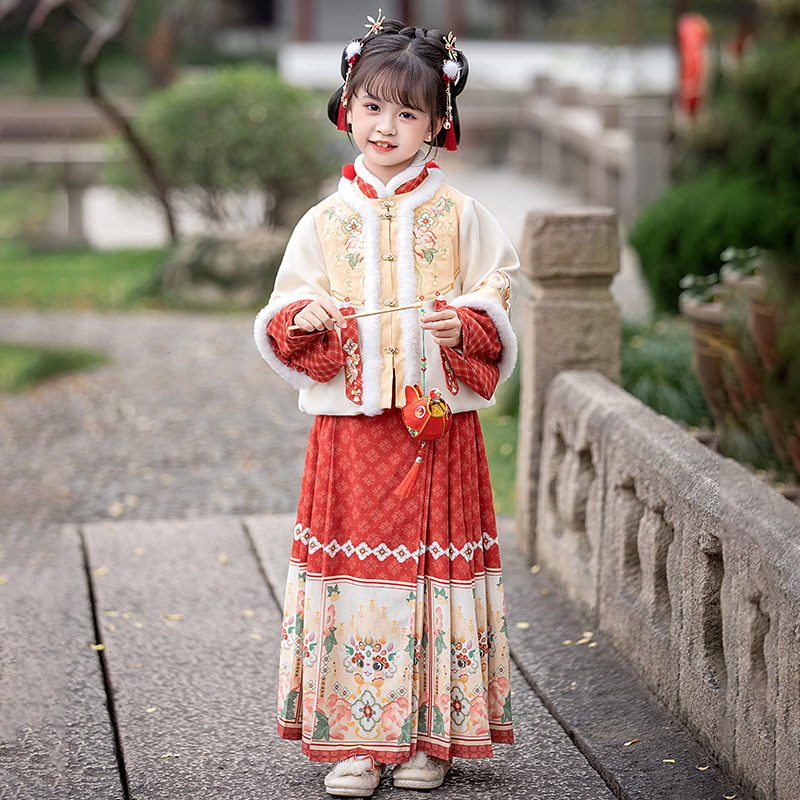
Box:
[421,308,462,349]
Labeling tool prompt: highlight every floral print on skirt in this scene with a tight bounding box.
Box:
[277,408,513,763]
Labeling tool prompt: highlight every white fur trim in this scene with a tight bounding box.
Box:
[394,167,446,385]
[443,60,460,81]
[338,175,383,416]
[345,40,362,61]
[449,294,518,383]
[329,756,377,777]
[253,297,318,390]
[353,151,431,199]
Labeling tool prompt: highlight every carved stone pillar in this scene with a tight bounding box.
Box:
[515,208,621,561]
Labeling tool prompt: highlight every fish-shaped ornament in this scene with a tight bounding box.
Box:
[394,385,452,498]
[400,384,452,440]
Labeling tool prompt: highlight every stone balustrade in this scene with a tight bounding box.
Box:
[461,77,669,222]
[516,208,800,800]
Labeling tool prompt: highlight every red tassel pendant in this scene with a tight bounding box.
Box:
[394,441,427,498]
[444,122,457,152]
[337,100,348,131]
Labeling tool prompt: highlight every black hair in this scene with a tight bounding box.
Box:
[327,20,469,149]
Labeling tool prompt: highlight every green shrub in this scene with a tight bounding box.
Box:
[628,171,800,314]
[106,64,340,228]
[684,37,800,190]
[621,317,712,428]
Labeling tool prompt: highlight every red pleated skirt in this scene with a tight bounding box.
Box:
[276,408,513,763]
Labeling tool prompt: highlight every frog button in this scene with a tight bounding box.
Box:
[384,299,398,307]
[384,346,399,355]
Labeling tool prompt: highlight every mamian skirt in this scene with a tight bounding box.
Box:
[276,407,514,763]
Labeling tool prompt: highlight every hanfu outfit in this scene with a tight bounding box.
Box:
[253,152,518,764]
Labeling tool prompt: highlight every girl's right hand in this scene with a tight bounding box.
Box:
[292,299,347,332]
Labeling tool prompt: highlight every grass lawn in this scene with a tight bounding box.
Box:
[479,385,519,517]
[0,342,106,392]
[0,238,163,392]
[0,239,165,309]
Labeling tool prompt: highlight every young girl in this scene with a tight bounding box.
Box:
[254,14,517,797]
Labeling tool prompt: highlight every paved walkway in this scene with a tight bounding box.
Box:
[0,309,745,799]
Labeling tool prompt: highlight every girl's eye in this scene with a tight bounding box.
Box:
[366,103,380,112]
[400,111,416,120]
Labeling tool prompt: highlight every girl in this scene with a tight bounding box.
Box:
[254,13,517,797]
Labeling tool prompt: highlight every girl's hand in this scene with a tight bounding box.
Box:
[292,299,346,332]
[421,308,462,348]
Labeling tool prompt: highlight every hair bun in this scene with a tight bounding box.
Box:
[449,51,469,98]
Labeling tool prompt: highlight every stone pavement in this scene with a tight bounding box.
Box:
[0,309,745,799]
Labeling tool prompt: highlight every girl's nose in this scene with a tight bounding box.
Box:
[376,114,395,135]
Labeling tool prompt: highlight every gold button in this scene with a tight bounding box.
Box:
[384,346,399,355]
[382,253,396,261]
[380,200,395,209]
[380,211,396,220]
[384,299,397,307]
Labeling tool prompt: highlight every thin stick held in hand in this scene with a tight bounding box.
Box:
[288,301,423,331]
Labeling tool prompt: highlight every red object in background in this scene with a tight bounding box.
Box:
[678,12,712,116]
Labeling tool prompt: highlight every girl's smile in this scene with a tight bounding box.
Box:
[348,92,442,184]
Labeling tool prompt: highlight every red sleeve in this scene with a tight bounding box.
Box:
[440,305,502,400]
[266,300,346,383]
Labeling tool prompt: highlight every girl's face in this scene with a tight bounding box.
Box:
[348,91,441,184]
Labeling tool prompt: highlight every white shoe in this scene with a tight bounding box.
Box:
[324,755,385,797]
[391,752,451,789]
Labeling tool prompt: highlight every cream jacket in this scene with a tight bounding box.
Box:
[254,153,519,416]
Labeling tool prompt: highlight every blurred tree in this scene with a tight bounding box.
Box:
[0,0,180,239]
[105,64,339,229]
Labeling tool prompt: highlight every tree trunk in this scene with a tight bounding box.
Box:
[82,59,179,241]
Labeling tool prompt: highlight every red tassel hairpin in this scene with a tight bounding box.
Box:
[441,32,460,152]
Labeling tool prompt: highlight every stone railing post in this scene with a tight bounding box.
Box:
[622,101,668,222]
[515,208,621,561]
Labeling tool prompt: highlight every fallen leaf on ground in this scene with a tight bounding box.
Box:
[133,547,146,557]
[623,739,639,747]
[109,502,125,518]
[696,765,710,771]
[588,642,599,648]
[242,609,256,617]
[218,552,229,565]
[89,643,105,651]
[91,566,109,577]
[249,633,263,640]
[163,614,184,621]
[562,640,573,645]
[530,564,541,574]
[106,611,119,617]
[0,576,8,586]
[515,622,530,630]
[663,759,675,763]
[146,707,157,713]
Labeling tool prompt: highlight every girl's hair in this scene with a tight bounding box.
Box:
[327,20,470,150]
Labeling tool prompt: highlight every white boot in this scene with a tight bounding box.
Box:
[324,755,385,797]
[391,751,451,789]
